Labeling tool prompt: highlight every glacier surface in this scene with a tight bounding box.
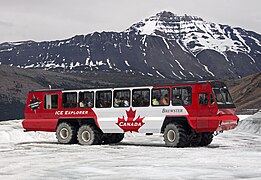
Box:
[0,114,260,179]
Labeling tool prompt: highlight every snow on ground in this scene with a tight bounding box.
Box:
[0,114,261,180]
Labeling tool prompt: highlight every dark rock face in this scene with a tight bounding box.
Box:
[0,33,212,80]
[0,65,175,120]
[0,11,260,80]
[0,11,261,120]
[227,72,261,113]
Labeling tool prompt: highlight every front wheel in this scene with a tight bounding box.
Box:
[163,123,189,147]
[56,122,77,144]
[199,132,213,146]
[77,125,102,145]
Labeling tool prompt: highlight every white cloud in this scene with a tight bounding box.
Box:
[0,0,260,43]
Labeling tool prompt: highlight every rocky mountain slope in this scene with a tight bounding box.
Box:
[0,11,260,80]
[227,72,261,113]
[0,65,260,120]
[0,65,173,120]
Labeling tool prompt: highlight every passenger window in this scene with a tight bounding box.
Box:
[62,92,77,108]
[199,93,208,105]
[79,91,94,108]
[172,87,192,106]
[152,88,170,106]
[114,90,130,108]
[96,91,112,108]
[44,94,58,109]
[132,89,150,107]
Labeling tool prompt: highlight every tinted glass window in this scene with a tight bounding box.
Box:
[132,89,150,107]
[198,93,208,105]
[172,87,192,106]
[213,88,233,104]
[114,90,130,107]
[62,92,77,108]
[79,91,94,108]
[152,88,170,106]
[221,89,233,104]
[96,91,112,108]
[45,94,58,109]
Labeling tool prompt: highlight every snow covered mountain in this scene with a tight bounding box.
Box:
[0,11,260,80]
[126,11,261,78]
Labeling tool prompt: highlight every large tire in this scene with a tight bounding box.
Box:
[112,133,124,143]
[56,122,77,144]
[189,133,202,147]
[101,133,124,144]
[163,122,189,147]
[77,125,102,145]
[199,132,213,146]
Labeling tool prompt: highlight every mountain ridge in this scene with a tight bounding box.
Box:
[0,65,260,120]
[0,11,260,80]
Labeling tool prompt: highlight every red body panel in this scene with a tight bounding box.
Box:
[23,90,99,132]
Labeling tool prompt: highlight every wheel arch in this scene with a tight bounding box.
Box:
[57,118,100,131]
[160,116,192,133]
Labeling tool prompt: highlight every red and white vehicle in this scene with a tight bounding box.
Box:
[23,81,239,147]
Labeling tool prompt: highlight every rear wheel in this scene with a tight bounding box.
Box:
[101,133,124,144]
[199,132,213,146]
[112,133,124,143]
[77,125,102,145]
[163,122,189,147]
[56,122,77,144]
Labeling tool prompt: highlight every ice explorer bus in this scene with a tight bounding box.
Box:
[23,81,239,147]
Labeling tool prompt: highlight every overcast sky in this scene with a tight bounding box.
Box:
[0,0,260,43]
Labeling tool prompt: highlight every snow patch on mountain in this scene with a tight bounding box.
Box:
[127,11,260,56]
[0,11,260,80]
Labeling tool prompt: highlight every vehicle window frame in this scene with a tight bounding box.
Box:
[113,90,131,108]
[172,86,192,106]
[151,88,170,106]
[62,92,77,109]
[79,91,94,108]
[44,94,59,110]
[96,90,112,108]
[132,88,150,107]
[198,93,209,105]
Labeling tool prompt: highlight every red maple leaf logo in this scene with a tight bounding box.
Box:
[116,107,145,132]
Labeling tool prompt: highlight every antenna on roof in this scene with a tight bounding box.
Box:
[49,85,51,90]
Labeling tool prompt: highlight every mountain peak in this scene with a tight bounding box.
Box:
[0,11,260,83]
[155,11,203,22]
[125,10,261,55]
[126,11,204,36]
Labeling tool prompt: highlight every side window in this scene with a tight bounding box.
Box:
[62,92,77,108]
[79,91,94,108]
[151,88,170,106]
[114,90,130,108]
[44,94,58,109]
[96,91,112,108]
[132,89,150,107]
[172,87,192,106]
[199,93,208,105]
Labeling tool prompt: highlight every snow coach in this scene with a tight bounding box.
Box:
[22,81,239,147]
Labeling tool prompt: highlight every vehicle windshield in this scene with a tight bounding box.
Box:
[213,88,233,104]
